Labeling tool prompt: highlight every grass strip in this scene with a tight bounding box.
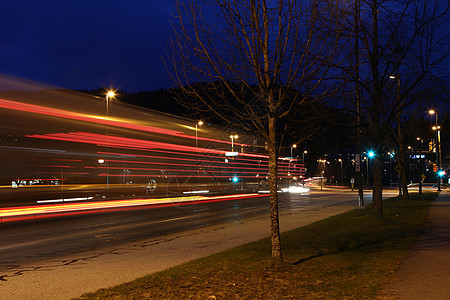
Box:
[77,192,437,299]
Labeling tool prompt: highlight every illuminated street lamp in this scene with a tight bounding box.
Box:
[106,91,115,114]
[429,109,442,191]
[105,90,115,194]
[230,134,238,152]
[338,158,343,185]
[97,159,106,194]
[302,150,307,176]
[291,144,297,157]
[195,120,203,148]
[365,151,375,186]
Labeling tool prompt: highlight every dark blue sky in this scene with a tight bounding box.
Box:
[0,0,175,91]
[1,1,448,96]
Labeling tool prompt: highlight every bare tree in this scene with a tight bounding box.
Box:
[342,0,448,215]
[167,0,348,264]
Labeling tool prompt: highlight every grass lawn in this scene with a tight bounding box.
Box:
[76,192,437,299]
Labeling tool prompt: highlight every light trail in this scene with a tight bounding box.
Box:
[0,193,265,223]
[27,132,231,155]
[0,98,248,147]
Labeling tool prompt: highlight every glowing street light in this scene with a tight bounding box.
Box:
[291,144,297,157]
[104,90,115,194]
[195,120,203,148]
[230,134,238,152]
[429,109,442,191]
[365,151,375,186]
[106,91,115,115]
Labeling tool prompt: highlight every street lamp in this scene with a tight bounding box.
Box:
[338,158,343,185]
[302,150,307,176]
[105,90,115,194]
[320,170,325,191]
[365,151,375,186]
[106,91,115,112]
[387,151,394,188]
[291,144,297,157]
[429,110,442,191]
[417,137,424,194]
[230,135,238,152]
[195,120,203,148]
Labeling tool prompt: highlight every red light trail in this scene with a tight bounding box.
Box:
[0,193,265,223]
[0,98,248,147]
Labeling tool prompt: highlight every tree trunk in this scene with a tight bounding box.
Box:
[370,0,383,216]
[268,115,283,265]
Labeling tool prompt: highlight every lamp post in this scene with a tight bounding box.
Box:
[195,120,203,148]
[291,144,297,158]
[320,170,324,191]
[408,145,414,184]
[388,152,393,187]
[429,110,442,191]
[367,151,374,186]
[338,158,343,185]
[390,74,406,196]
[105,91,115,194]
[106,91,115,115]
[417,137,424,194]
[303,150,307,177]
[363,157,368,185]
[98,159,105,190]
[230,135,238,152]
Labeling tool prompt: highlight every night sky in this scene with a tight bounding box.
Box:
[0,0,175,92]
[1,1,448,97]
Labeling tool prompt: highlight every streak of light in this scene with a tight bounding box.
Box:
[99,166,265,174]
[29,133,302,170]
[52,159,83,162]
[27,132,229,155]
[109,148,269,161]
[100,151,269,168]
[183,190,210,194]
[281,186,310,193]
[0,145,66,153]
[103,160,268,172]
[0,193,265,223]
[98,173,279,178]
[18,165,75,168]
[37,197,94,204]
[0,98,248,147]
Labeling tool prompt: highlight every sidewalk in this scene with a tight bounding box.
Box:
[381,190,450,299]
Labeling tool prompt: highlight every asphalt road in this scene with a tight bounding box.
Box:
[0,190,371,269]
[0,189,399,299]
